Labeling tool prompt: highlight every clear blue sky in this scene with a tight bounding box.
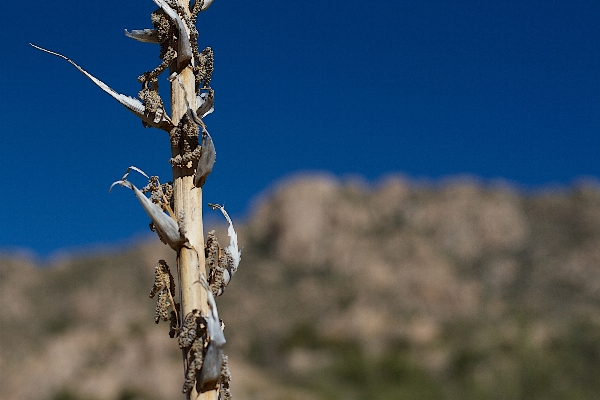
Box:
[1,0,600,257]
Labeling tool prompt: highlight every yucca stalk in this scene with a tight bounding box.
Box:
[170,3,211,399]
[32,1,237,399]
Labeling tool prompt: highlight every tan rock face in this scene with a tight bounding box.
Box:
[3,174,600,399]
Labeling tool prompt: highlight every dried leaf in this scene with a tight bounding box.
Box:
[196,90,214,118]
[30,43,173,131]
[210,204,241,270]
[124,28,160,43]
[110,168,186,250]
[197,272,226,392]
[195,133,216,188]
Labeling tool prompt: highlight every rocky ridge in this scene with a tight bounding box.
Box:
[2,174,600,399]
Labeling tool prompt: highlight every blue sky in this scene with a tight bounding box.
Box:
[1,0,600,257]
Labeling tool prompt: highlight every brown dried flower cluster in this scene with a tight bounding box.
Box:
[142,176,174,217]
[180,310,206,393]
[149,260,178,324]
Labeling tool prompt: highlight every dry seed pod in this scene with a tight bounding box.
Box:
[219,355,232,400]
[150,260,176,323]
[179,310,200,349]
[183,337,206,393]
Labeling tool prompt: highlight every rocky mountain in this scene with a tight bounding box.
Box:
[2,174,600,400]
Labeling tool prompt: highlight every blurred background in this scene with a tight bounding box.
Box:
[2,0,600,399]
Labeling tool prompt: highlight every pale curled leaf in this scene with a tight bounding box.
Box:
[30,43,173,131]
[200,0,214,11]
[195,133,216,188]
[198,342,223,392]
[196,271,226,392]
[133,184,186,250]
[109,166,149,192]
[110,169,186,250]
[196,90,215,118]
[124,28,160,43]
[210,204,241,271]
[126,166,150,179]
[197,272,225,345]
[109,179,130,193]
[208,203,241,294]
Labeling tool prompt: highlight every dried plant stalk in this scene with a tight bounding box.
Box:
[32,0,227,397]
[170,2,215,399]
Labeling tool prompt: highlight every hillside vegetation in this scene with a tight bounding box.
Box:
[2,174,600,400]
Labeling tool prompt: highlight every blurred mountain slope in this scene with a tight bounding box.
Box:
[2,174,600,400]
